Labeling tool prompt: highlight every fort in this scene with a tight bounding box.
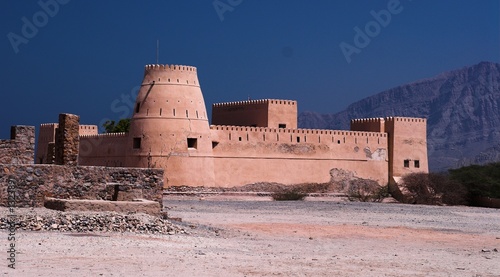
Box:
[33,63,428,189]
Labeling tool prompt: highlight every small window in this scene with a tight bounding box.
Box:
[135,103,140,113]
[212,141,219,148]
[133,138,141,149]
[414,160,420,168]
[278,124,286,128]
[404,160,410,168]
[238,137,242,141]
[296,137,300,143]
[187,138,197,149]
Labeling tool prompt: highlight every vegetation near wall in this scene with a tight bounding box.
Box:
[401,173,468,205]
[400,162,500,207]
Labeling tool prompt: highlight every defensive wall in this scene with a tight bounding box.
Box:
[210,125,389,186]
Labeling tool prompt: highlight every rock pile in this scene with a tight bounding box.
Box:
[0,208,185,235]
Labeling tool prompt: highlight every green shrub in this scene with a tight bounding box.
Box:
[449,162,500,199]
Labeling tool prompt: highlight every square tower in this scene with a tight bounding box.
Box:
[212,99,297,129]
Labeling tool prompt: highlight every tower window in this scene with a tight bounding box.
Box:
[414,160,420,168]
[187,138,197,149]
[404,160,410,168]
[296,137,300,143]
[133,138,141,149]
[135,103,140,113]
[278,124,286,128]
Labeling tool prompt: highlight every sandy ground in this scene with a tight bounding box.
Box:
[2,196,500,276]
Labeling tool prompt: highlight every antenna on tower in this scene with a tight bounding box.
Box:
[156,39,159,64]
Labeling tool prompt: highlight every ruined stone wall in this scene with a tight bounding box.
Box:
[0,126,35,165]
[0,164,163,208]
[55,114,80,166]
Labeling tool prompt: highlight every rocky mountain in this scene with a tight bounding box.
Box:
[299,62,500,172]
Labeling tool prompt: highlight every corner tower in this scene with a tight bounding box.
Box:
[126,64,215,187]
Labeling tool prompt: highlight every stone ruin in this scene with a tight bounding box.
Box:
[0,113,164,216]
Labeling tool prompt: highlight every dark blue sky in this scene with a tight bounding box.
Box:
[1,0,499,138]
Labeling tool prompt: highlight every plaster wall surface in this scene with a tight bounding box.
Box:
[79,133,128,167]
[210,125,389,186]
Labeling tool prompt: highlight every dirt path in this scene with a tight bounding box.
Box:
[2,198,500,276]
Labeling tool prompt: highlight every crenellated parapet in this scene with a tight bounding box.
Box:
[142,64,199,86]
[80,132,127,139]
[212,99,296,108]
[144,64,197,72]
[384,116,426,123]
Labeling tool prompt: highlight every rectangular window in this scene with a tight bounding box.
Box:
[296,137,300,143]
[414,160,420,168]
[404,160,410,168]
[135,103,140,113]
[133,138,141,149]
[187,138,197,149]
[278,124,286,128]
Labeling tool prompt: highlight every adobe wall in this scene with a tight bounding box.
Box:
[0,164,163,208]
[210,125,389,186]
[385,117,428,180]
[36,123,98,164]
[79,133,129,167]
[0,126,35,165]
[212,99,297,129]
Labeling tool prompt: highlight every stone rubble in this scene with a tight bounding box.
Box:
[0,208,185,235]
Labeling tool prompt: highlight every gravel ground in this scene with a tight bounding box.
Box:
[2,196,500,276]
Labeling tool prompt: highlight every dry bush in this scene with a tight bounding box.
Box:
[401,173,467,205]
[271,188,307,201]
[347,179,387,202]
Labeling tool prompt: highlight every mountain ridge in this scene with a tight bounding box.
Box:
[298,61,500,172]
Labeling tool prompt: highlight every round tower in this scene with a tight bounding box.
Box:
[125,64,215,187]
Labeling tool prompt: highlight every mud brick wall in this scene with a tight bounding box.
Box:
[0,165,164,208]
[55,114,80,166]
[0,126,35,165]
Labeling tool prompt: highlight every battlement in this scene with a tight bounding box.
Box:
[351,117,385,124]
[211,125,387,138]
[384,116,426,123]
[80,132,127,139]
[212,99,296,108]
[144,64,197,73]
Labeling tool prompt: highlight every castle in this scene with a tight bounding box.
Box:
[36,64,428,188]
